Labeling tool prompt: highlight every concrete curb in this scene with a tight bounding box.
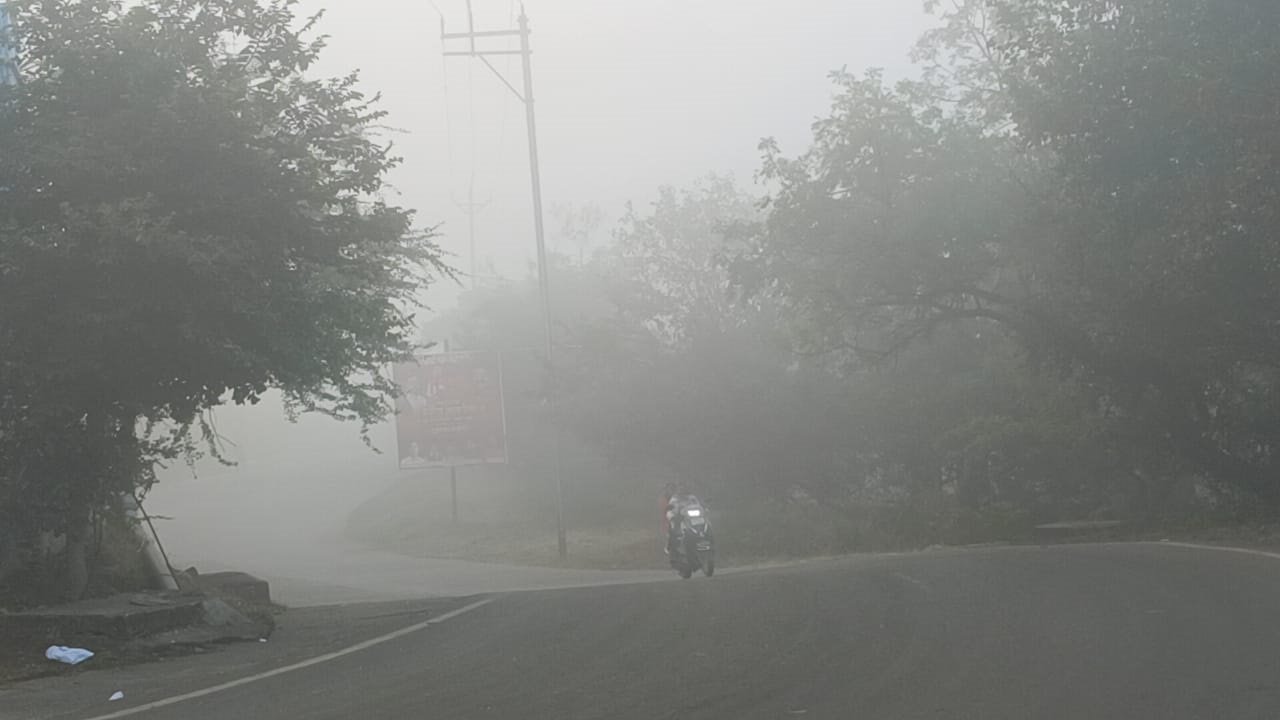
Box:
[0,595,206,641]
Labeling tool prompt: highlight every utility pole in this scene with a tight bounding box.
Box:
[443,3,567,559]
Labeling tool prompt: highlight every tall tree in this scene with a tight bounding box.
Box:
[994,0,1280,500]
[0,0,445,596]
[737,0,1280,509]
[614,175,761,347]
[737,68,1034,372]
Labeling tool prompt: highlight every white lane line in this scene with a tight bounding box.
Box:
[1146,540,1280,562]
[892,572,930,592]
[77,597,496,720]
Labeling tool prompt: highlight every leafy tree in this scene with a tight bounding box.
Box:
[551,201,605,267]
[0,0,444,597]
[435,181,814,505]
[736,0,1280,513]
[737,67,1034,374]
[992,0,1280,502]
[613,176,760,346]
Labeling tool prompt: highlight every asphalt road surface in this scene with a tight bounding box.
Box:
[32,542,1280,719]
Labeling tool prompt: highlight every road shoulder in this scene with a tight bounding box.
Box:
[1,596,477,720]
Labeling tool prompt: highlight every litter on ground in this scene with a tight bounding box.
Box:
[45,646,94,666]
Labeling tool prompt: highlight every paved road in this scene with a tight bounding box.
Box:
[26,542,1280,719]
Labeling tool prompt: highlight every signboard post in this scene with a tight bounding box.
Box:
[393,351,508,523]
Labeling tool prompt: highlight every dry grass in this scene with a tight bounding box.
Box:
[375,523,666,570]
[346,472,675,569]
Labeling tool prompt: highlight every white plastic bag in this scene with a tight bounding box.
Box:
[45,645,94,665]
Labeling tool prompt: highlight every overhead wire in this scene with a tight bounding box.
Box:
[433,1,458,196]
[467,34,478,203]
[496,0,517,162]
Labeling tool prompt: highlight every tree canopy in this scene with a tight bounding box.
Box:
[0,0,444,596]
[439,0,1280,554]
[728,0,1280,514]
[6,0,1278,593]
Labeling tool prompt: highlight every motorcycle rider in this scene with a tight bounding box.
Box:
[660,481,677,548]
[665,484,699,558]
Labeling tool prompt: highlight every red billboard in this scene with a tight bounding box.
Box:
[393,351,508,469]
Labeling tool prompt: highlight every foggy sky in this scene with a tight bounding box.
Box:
[147,1,939,565]
[294,0,935,298]
[163,0,938,478]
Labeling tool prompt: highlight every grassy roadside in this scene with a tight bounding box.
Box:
[356,523,810,571]
[1081,521,1280,552]
[344,490,1020,570]
[372,524,668,570]
[345,474,1280,569]
[349,507,1280,571]
[347,504,915,571]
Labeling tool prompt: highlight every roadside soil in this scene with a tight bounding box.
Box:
[0,613,215,686]
[0,597,478,720]
[0,596,472,690]
[351,502,1280,573]
[0,589,276,686]
[1016,521,1280,550]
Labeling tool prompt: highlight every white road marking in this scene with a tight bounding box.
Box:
[892,571,930,591]
[76,597,496,720]
[1145,540,1280,562]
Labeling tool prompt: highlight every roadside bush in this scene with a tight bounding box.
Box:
[0,506,157,610]
[935,503,1035,546]
[717,498,1038,561]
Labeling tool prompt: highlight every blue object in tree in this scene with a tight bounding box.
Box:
[0,2,17,86]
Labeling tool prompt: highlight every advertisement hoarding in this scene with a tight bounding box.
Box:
[392,351,507,469]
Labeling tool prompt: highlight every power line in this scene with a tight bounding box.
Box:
[453,179,492,290]
[435,4,458,195]
[438,1,498,290]
[496,0,517,160]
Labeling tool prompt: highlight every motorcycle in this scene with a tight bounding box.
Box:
[669,499,715,579]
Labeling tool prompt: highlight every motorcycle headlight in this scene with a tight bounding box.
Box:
[685,509,702,517]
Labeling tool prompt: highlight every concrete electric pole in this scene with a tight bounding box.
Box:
[442,3,567,559]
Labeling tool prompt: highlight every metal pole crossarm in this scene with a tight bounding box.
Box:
[478,56,525,102]
[440,43,525,101]
[443,49,526,56]
[441,29,522,40]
